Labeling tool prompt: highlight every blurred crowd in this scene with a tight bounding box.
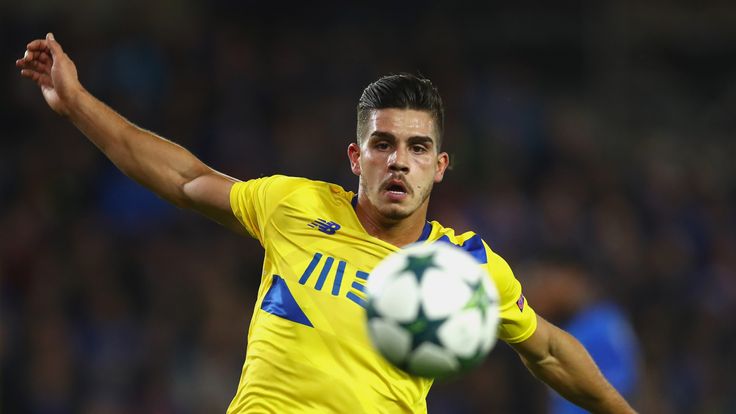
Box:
[2,2,735,413]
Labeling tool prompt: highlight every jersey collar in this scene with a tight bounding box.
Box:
[350,194,432,244]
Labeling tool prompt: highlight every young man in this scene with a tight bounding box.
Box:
[17,33,636,413]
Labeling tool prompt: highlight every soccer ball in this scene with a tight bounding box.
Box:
[365,242,500,379]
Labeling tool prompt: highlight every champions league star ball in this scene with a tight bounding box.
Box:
[365,242,500,379]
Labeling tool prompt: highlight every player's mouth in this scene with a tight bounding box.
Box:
[382,178,410,202]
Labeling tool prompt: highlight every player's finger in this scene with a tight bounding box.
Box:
[19,50,38,64]
[19,50,52,68]
[30,71,52,89]
[26,39,48,51]
[45,33,64,58]
[16,58,46,73]
[20,49,35,62]
[30,59,51,74]
[37,51,52,64]
[20,68,40,79]
[16,58,35,70]
[20,68,40,82]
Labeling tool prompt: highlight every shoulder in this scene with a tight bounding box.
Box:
[231,175,357,222]
[234,174,314,191]
[427,220,517,290]
[427,220,494,265]
[229,175,353,239]
[233,175,350,199]
[429,220,537,343]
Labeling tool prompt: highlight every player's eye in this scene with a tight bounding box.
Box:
[411,145,428,153]
[375,142,390,151]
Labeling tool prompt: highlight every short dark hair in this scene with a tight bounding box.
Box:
[356,74,444,149]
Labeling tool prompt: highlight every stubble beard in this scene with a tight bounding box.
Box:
[366,177,434,222]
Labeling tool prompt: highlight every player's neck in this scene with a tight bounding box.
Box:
[354,198,428,248]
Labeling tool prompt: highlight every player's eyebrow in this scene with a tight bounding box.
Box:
[369,131,397,142]
[406,136,434,148]
[370,131,435,147]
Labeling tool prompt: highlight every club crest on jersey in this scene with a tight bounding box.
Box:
[308,218,341,235]
[517,293,526,311]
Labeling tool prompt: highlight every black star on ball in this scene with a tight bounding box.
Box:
[465,280,493,319]
[403,252,440,282]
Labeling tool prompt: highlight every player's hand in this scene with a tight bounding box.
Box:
[16,33,84,117]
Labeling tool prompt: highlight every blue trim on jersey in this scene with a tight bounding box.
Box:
[351,281,366,293]
[261,275,313,327]
[315,256,334,291]
[351,196,431,244]
[347,292,367,308]
[355,270,369,281]
[436,234,488,264]
[416,221,432,242]
[298,253,323,285]
[332,261,346,296]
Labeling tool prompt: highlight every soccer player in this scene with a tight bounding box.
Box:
[17,33,636,413]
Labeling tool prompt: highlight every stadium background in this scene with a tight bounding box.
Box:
[2,1,735,412]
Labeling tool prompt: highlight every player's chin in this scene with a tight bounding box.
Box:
[378,203,415,221]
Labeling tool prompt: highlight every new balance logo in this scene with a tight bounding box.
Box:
[308,219,341,235]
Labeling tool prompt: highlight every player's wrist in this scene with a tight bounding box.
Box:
[61,85,92,119]
[596,393,636,414]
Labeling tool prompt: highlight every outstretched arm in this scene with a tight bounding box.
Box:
[510,316,636,413]
[16,33,244,234]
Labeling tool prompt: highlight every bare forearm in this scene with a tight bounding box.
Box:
[18,34,241,231]
[67,88,211,207]
[513,318,635,413]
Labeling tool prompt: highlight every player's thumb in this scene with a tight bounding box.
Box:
[45,32,63,57]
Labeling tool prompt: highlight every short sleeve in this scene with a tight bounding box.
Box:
[229,175,303,243]
[485,246,538,343]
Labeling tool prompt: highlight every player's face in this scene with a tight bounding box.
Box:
[348,108,449,221]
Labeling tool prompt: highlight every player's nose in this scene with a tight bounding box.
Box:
[388,148,410,173]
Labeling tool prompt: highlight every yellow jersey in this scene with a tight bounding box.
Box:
[227,175,537,414]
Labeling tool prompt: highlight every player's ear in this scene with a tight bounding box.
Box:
[348,142,361,176]
[434,151,449,183]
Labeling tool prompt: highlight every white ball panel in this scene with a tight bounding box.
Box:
[368,318,412,365]
[479,329,498,354]
[421,269,472,319]
[407,342,460,378]
[480,273,500,303]
[480,306,500,353]
[366,252,409,298]
[437,309,483,358]
[432,244,483,283]
[373,273,420,323]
